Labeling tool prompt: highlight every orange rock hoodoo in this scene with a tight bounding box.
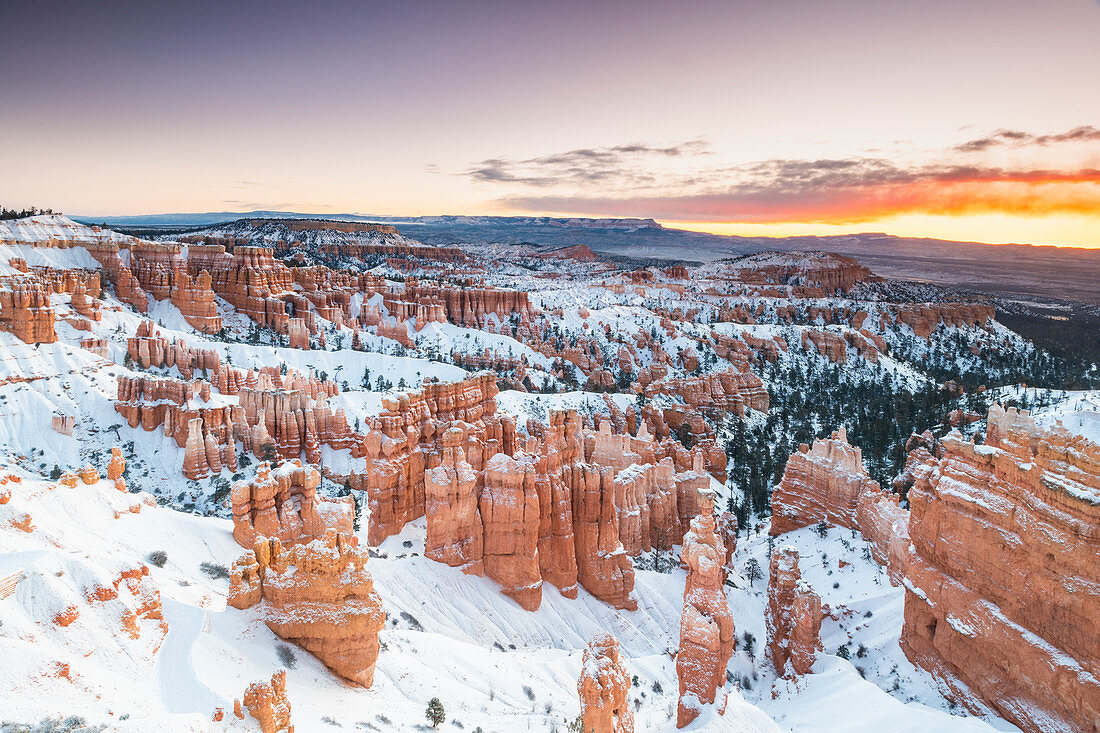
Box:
[230,460,354,548]
[766,546,822,676]
[118,322,349,478]
[228,530,386,687]
[107,446,126,492]
[237,669,293,733]
[900,405,1100,733]
[676,492,734,728]
[578,633,634,733]
[347,373,724,611]
[0,279,57,343]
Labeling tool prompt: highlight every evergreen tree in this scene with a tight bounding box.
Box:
[425,697,445,728]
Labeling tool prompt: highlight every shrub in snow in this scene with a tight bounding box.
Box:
[276,643,298,669]
[199,562,229,580]
[400,611,424,632]
[146,550,167,568]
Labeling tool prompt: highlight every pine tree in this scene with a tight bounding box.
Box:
[425,697,445,728]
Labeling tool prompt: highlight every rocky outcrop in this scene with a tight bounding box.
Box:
[676,493,734,728]
[481,452,542,610]
[766,546,822,676]
[229,530,386,687]
[770,429,914,583]
[801,329,848,364]
[400,278,534,328]
[288,318,309,349]
[769,429,880,535]
[901,405,1100,733]
[169,269,222,334]
[356,373,508,545]
[0,279,57,343]
[107,446,126,492]
[51,414,75,436]
[894,303,993,340]
[127,321,221,378]
[725,252,876,293]
[230,460,354,548]
[237,670,293,733]
[425,426,484,573]
[578,633,634,733]
[644,367,769,417]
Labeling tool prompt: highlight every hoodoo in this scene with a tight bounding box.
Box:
[676,490,734,728]
[228,530,387,687]
[766,546,822,676]
[578,633,634,733]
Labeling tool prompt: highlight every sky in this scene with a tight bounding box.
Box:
[2,0,1099,246]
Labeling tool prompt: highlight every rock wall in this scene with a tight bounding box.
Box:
[676,493,734,728]
[893,303,993,340]
[228,530,386,687]
[766,546,822,676]
[770,429,880,535]
[0,278,57,343]
[644,367,769,417]
[401,278,534,328]
[578,633,634,733]
[901,406,1100,733]
[481,452,543,610]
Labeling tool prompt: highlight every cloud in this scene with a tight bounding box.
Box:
[465,140,710,188]
[499,161,1100,223]
[954,126,1100,152]
[467,128,1100,224]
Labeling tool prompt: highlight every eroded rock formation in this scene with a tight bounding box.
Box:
[230,460,354,548]
[901,406,1100,733]
[770,429,880,535]
[0,278,57,343]
[228,530,386,687]
[237,669,293,733]
[766,546,822,676]
[578,633,634,733]
[676,492,734,728]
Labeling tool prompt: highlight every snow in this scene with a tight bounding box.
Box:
[0,219,1041,732]
[496,389,636,425]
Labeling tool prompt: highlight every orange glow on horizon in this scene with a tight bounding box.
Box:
[660,212,1100,249]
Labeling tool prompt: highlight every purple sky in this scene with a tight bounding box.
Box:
[2,0,1099,245]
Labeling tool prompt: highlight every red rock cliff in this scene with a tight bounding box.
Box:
[901,405,1100,733]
